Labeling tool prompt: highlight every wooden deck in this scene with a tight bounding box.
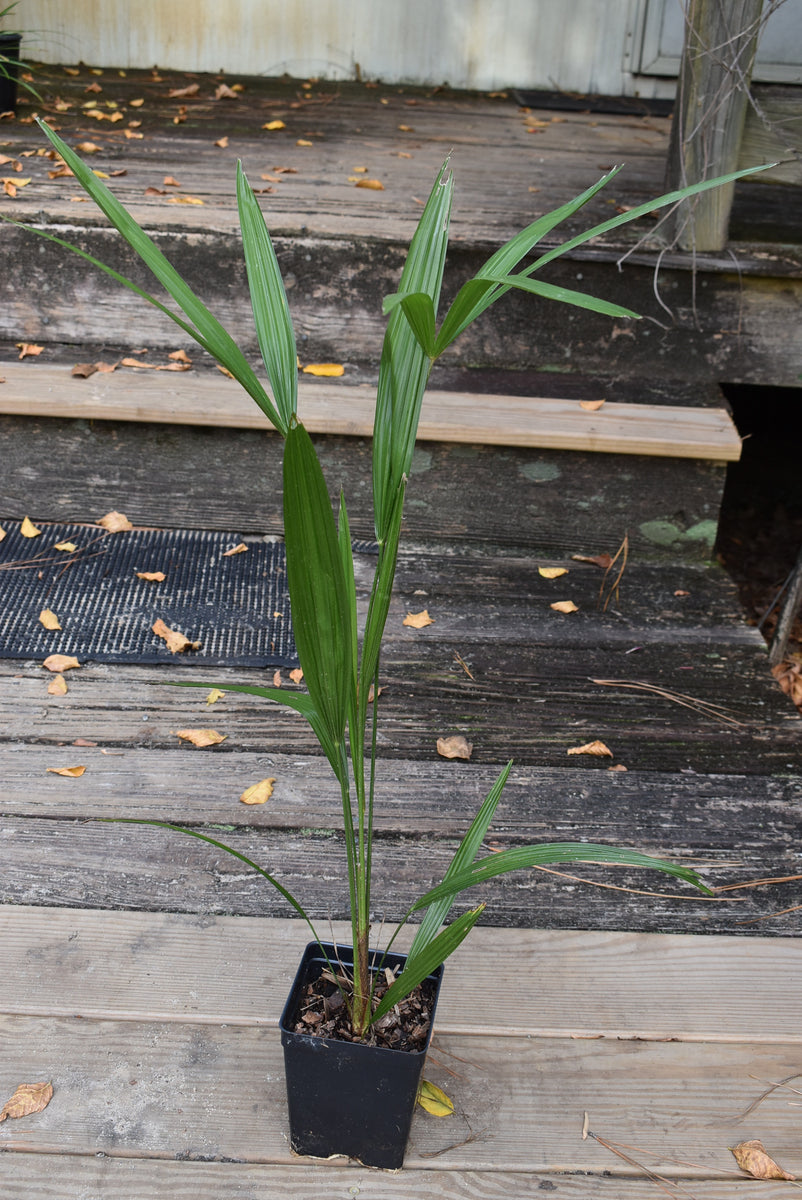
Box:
[1,64,801,1196]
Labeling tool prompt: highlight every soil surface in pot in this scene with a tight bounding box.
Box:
[291,963,436,1052]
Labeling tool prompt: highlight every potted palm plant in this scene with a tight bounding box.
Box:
[13,119,767,1168]
[0,2,32,112]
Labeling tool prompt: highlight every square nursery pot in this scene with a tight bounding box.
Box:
[0,34,21,113]
[279,940,444,1168]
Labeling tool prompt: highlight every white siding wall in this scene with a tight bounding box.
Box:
[19,0,677,97]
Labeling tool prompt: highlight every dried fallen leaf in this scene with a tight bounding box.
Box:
[167,195,204,205]
[20,516,42,538]
[168,83,199,98]
[135,570,166,581]
[732,1140,795,1181]
[39,609,62,630]
[152,618,200,654]
[130,97,145,107]
[0,1082,53,1123]
[608,763,628,772]
[403,609,434,629]
[417,1079,454,1116]
[163,174,181,187]
[240,777,276,805]
[580,399,606,411]
[437,735,472,760]
[16,342,43,359]
[567,740,613,758]
[356,178,384,190]
[214,83,239,100]
[71,362,98,378]
[43,654,80,673]
[289,668,304,684]
[273,669,282,688]
[539,566,568,579]
[214,135,229,148]
[174,728,226,748]
[367,682,384,703]
[222,542,248,556]
[296,138,314,147]
[47,673,68,696]
[97,510,133,532]
[302,362,345,377]
[168,348,191,363]
[262,119,286,131]
[143,188,167,198]
[550,600,579,614]
[54,541,77,552]
[571,552,614,569]
[206,688,225,705]
[75,141,100,153]
[46,764,86,778]
[124,129,144,139]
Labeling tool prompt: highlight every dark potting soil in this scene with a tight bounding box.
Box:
[292,964,436,1053]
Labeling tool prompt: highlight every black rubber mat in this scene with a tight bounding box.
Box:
[0,521,297,666]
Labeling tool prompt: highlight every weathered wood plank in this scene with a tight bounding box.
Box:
[3,908,801,1043]
[4,1156,796,1200]
[0,1014,799,1174]
[0,412,731,560]
[1,813,798,933]
[0,363,743,460]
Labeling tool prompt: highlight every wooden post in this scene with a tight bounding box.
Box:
[666,0,764,251]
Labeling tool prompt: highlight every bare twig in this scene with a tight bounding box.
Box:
[529,862,741,902]
[590,678,745,726]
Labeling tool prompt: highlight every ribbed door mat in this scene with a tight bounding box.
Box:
[0,521,297,667]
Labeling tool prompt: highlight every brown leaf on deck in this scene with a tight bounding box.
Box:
[214,136,229,147]
[47,673,68,696]
[240,777,276,805]
[732,1140,795,1180]
[168,348,191,363]
[579,399,605,411]
[567,740,613,757]
[16,343,43,359]
[175,728,227,747]
[0,526,6,541]
[437,735,473,760]
[538,566,568,579]
[39,608,62,630]
[0,1082,53,1122]
[571,552,614,569]
[289,668,304,684]
[168,83,199,98]
[71,362,98,378]
[550,600,578,613]
[222,543,248,556]
[273,670,282,687]
[54,541,78,551]
[46,764,86,778]
[135,570,166,581]
[356,178,384,190]
[163,175,181,187]
[403,609,434,629]
[215,83,239,100]
[262,119,286,130]
[152,618,200,654]
[98,510,133,531]
[43,654,80,673]
[167,195,204,205]
[75,141,100,153]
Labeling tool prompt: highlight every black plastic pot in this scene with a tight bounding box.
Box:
[0,33,21,113]
[280,940,444,1168]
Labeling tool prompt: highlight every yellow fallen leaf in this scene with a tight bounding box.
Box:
[262,120,286,130]
[75,141,100,153]
[550,600,578,614]
[0,526,6,541]
[273,670,283,687]
[98,510,133,532]
[163,175,181,186]
[732,1140,795,1181]
[130,98,145,107]
[222,542,248,556]
[206,688,225,705]
[136,570,166,581]
[43,654,80,673]
[580,399,606,411]
[54,541,78,552]
[16,343,44,359]
[46,764,87,778]
[437,735,472,760]
[539,566,568,579]
[167,195,204,205]
[567,740,613,758]
[20,516,42,538]
[296,138,314,146]
[352,165,368,173]
[0,1082,54,1122]
[289,668,304,684]
[152,618,200,654]
[174,728,227,748]
[356,178,384,190]
[39,609,62,631]
[124,129,144,139]
[403,609,434,629]
[417,1079,454,1117]
[47,673,68,696]
[240,777,276,805]
[214,135,229,147]
[302,362,345,377]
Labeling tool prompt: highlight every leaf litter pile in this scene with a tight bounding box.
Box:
[291,963,436,1053]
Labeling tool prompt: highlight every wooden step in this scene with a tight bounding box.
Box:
[1,907,800,1191]
[0,362,743,459]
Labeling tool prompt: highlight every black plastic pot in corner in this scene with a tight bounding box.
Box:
[0,33,21,113]
[279,941,444,1169]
